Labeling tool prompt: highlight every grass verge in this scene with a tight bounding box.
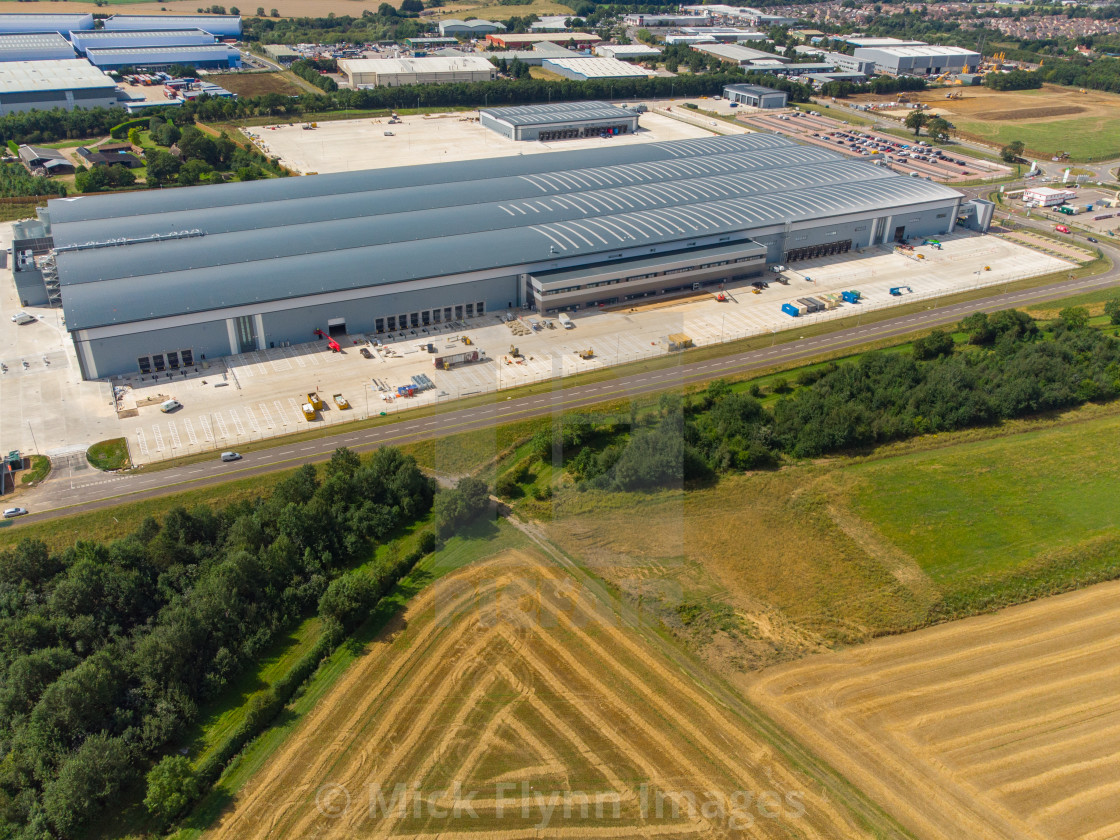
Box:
[19,455,50,486]
[86,437,131,471]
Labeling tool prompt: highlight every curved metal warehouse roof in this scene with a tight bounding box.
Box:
[51,135,962,331]
[480,100,639,126]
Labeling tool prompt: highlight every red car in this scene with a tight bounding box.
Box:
[1056,225,1071,234]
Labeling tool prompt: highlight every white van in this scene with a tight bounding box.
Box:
[10,312,35,325]
[558,312,574,329]
[159,399,182,413]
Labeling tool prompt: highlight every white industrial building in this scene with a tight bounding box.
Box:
[102,14,242,39]
[594,43,661,60]
[691,42,790,65]
[684,27,766,42]
[853,45,981,75]
[0,33,75,62]
[0,13,93,36]
[438,19,506,36]
[1023,187,1076,207]
[0,59,117,116]
[622,13,710,26]
[541,57,654,80]
[479,101,640,141]
[339,56,496,87]
[842,36,927,48]
[823,52,877,74]
[71,29,217,54]
[665,34,717,45]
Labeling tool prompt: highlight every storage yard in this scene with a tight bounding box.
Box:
[750,580,1120,840]
[0,228,1070,464]
[244,108,739,173]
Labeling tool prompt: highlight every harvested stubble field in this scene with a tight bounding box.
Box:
[205,549,869,839]
[212,73,303,98]
[748,580,1120,840]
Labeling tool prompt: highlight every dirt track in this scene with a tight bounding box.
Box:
[205,550,871,839]
[749,580,1120,840]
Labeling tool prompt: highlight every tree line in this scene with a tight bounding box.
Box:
[508,309,1120,493]
[0,447,441,839]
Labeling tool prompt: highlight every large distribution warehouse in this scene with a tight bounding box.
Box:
[103,14,242,39]
[0,13,93,36]
[0,59,117,116]
[71,29,218,55]
[339,56,495,87]
[42,133,980,380]
[479,101,640,141]
[0,33,75,62]
[86,44,241,70]
[852,45,981,75]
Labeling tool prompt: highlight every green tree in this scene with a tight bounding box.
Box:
[42,734,133,837]
[925,116,950,141]
[144,755,199,825]
[1000,139,1025,163]
[1058,306,1090,329]
[318,571,376,633]
[434,477,490,537]
[145,150,181,185]
[1103,296,1120,325]
[912,329,955,360]
[904,110,929,136]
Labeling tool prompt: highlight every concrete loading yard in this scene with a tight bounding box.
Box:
[2,231,1065,465]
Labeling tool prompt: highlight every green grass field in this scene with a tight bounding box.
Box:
[86,437,131,471]
[847,408,1120,610]
[954,114,1120,162]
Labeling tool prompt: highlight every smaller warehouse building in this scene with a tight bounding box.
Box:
[687,27,766,42]
[72,29,217,54]
[0,60,117,115]
[404,36,458,50]
[86,43,241,70]
[339,55,496,87]
[438,19,505,37]
[486,32,599,50]
[594,43,661,60]
[103,14,242,39]
[823,51,877,75]
[0,33,75,62]
[622,13,710,26]
[0,13,93,37]
[691,42,789,66]
[480,101,639,141]
[261,43,299,64]
[541,57,653,80]
[852,45,980,76]
[723,83,787,108]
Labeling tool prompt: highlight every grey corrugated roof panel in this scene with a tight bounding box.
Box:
[86,44,235,56]
[480,100,637,126]
[52,143,846,248]
[0,32,73,49]
[723,83,784,96]
[55,158,896,286]
[47,132,793,224]
[60,176,960,330]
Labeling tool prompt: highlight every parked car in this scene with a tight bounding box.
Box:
[159,399,182,413]
[2,507,28,518]
[220,451,242,462]
[360,347,373,359]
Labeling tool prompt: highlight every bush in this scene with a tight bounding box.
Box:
[144,756,198,826]
[434,477,490,536]
[912,329,955,360]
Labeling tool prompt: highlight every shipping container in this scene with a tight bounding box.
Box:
[841,290,861,303]
[434,350,480,370]
[781,302,801,317]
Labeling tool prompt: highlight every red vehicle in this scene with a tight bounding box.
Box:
[1056,225,1071,234]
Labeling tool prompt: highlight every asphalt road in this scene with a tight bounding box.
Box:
[15,255,1119,526]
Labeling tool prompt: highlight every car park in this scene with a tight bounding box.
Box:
[2,507,28,518]
[220,451,242,462]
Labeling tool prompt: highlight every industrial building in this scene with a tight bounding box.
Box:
[841,36,926,48]
[479,101,639,141]
[665,34,718,45]
[691,42,790,65]
[805,71,868,86]
[722,82,788,108]
[261,43,300,64]
[339,56,495,88]
[594,43,661,60]
[404,36,458,50]
[622,13,710,26]
[485,32,599,50]
[822,52,877,75]
[0,59,117,116]
[86,43,241,70]
[71,29,218,55]
[18,145,73,175]
[852,45,980,75]
[0,32,74,62]
[487,42,579,66]
[102,14,242,39]
[530,16,573,32]
[438,19,505,36]
[685,27,766,42]
[541,57,653,80]
[36,133,983,380]
[0,13,93,36]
